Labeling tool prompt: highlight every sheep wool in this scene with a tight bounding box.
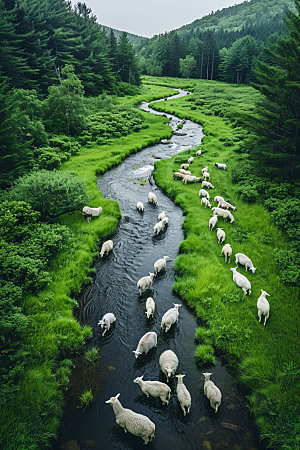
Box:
[257,289,270,326]
[154,256,170,275]
[99,240,113,257]
[159,350,179,382]
[176,374,191,416]
[203,373,222,413]
[134,376,171,405]
[230,267,251,295]
[161,304,181,332]
[133,331,157,358]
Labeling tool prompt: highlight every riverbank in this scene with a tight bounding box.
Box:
[0,85,176,450]
[150,77,300,450]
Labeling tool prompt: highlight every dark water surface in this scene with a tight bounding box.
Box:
[55,90,264,450]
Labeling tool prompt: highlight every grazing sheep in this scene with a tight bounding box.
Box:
[214,195,224,203]
[105,393,155,444]
[173,172,185,180]
[154,256,170,275]
[176,374,191,416]
[203,172,210,181]
[82,206,102,223]
[179,169,191,175]
[145,297,155,319]
[221,244,232,263]
[203,373,222,413]
[235,253,257,273]
[181,164,189,170]
[98,313,116,336]
[216,228,226,244]
[137,201,144,212]
[196,149,202,156]
[201,180,214,189]
[183,175,203,184]
[209,215,218,231]
[199,189,210,200]
[158,211,166,221]
[133,331,157,358]
[134,376,171,405]
[148,192,157,205]
[161,303,181,332]
[212,207,234,223]
[202,166,208,175]
[201,197,211,209]
[99,240,114,257]
[159,350,179,382]
[230,267,251,295]
[257,289,270,326]
[218,200,236,211]
[137,272,155,295]
[215,163,227,170]
[188,156,194,164]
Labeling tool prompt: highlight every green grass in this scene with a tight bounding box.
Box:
[0,84,173,450]
[151,76,300,449]
[195,344,215,365]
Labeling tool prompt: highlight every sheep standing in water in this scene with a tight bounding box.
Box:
[154,256,170,275]
[159,350,179,382]
[176,374,191,416]
[148,192,157,205]
[134,376,171,405]
[203,372,222,413]
[133,332,157,358]
[99,240,113,257]
[257,289,270,326]
[105,393,155,444]
[137,201,144,212]
[161,303,181,332]
[137,272,155,295]
[158,211,166,221]
[82,206,102,223]
[98,313,116,337]
[145,297,155,319]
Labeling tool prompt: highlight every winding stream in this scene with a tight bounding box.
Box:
[56,90,264,450]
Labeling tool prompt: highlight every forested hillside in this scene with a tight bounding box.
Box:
[136,0,294,83]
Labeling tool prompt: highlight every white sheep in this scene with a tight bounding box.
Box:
[235,253,257,273]
[216,228,226,244]
[173,172,186,180]
[181,163,189,170]
[105,393,155,444]
[154,256,170,275]
[257,289,270,326]
[148,192,157,205]
[221,243,232,263]
[209,215,218,231]
[158,211,166,221]
[137,272,155,295]
[203,171,210,181]
[196,149,202,156]
[137,201,144,212]
[179,169,191,175]
[201,180,214,189]
[183,175,203,184]
[161,303,181,332]
[201,197,211,209]
[159,349,179,382]
[145,297,155,319]
[199,189,210,200]
[212,207,234,223]
[99,240,114,257]
[133,331,157,358]
[176,374,191,416]
[203,373,222,413]
[82,206,102,223]
[202,166,208,174]
[215,163,227,170]
[154,217,168,234]
[134,376,171,405]
[188,156,194,164]
[230,267,251,295]
[218,200,236,211]
[214,195,224,203]
[98,313,116,336]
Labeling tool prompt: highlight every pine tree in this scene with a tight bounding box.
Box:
[116,32,140,85]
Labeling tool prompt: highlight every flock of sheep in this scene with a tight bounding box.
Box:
[80,141,270,445]
[172,151,271,325]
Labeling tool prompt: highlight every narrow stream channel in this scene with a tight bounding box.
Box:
[56,90,264,450]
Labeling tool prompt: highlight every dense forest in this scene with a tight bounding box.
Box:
[0,0,299,448]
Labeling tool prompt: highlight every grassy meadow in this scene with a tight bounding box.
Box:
[148,76,300,449]
[0,84,175,450]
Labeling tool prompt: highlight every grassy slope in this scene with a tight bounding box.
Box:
[0,84,175,450]
[148,77,300,448]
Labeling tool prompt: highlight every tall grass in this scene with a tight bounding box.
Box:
[152,77,300,450]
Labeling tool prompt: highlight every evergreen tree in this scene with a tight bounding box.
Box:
[116,32,140,85]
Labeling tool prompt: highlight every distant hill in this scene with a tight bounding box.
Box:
[100,25,147,45]
[176,0,294,35]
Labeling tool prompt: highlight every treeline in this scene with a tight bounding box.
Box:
[136,0,289,83]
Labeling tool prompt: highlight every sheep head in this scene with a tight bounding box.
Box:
[105,393,120,403]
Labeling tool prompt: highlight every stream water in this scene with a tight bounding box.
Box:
[55,90,264,450]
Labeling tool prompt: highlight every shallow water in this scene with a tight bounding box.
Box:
[55,90,264,450]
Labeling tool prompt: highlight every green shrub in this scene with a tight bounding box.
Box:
[84,348,100,365]
[195,344,215,365]
[79,390,93,408]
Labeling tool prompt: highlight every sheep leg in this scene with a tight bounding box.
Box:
[242,287,247,295]
[264,312,269,326]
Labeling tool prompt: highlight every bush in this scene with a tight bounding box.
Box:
[195,344,215,365]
